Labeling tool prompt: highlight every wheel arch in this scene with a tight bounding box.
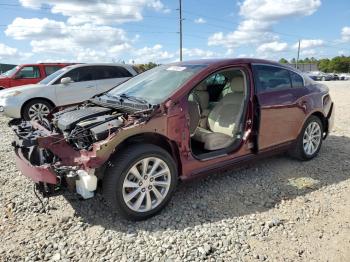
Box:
[21,97,56,118]
[107,132,182,177]
[310,111,328,137]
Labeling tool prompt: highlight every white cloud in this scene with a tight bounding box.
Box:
[182,48,217,58]
[257,41,288,53]
[293,39,324,49]
[5,17,66,40]
[0,43,32,61]
[194,18,206,24]
[239,0,321,21]
[300,49,317,56]
[6,17,132,62]
[341,26,350,42]
[0,43,18,58]
[129,44,175,64]
[208,0,321,49]
[19,0,170,25]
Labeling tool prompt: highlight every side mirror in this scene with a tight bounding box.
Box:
[61,77,72,85]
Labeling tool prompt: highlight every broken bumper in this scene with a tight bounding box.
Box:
[14,147,58,185]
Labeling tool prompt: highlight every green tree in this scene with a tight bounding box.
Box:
[329,56,350,72]
[279,58,288,64]
[318,58,330,72]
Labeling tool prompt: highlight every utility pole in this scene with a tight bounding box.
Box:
[179,0,183,61]
[296,39,301,70]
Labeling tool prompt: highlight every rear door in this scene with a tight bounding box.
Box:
[10,65,41,87]
[253,64,306,150]
[93,65,133,94]
[54,66,96,106]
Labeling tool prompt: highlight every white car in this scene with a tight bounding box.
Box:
[0,63,137,120]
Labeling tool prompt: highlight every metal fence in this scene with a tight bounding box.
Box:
[287,63,318,72]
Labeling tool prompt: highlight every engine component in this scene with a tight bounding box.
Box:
[54,106,112,131]
[90,118,123,140]
[68,125,94,150]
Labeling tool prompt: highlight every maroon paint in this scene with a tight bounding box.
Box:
[14,58,334,185]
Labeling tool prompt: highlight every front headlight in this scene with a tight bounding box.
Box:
[0,90,22,99]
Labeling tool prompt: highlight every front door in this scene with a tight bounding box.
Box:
[253,64,306,150]
[10,65,41,87]
[54,66,97,106]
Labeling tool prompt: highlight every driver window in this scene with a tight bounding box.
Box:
[56,67,93,84]
[16,66,40,79]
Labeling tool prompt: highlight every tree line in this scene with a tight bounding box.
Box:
[279,56,350,73]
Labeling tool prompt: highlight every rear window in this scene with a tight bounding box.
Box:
[44,66,62,76]
[290,71,304,88]
[253,65,292,93]
[93,66,132,80]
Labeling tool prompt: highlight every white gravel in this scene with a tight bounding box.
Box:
[1,81,350,261]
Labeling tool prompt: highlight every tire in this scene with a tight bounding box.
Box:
[103,144,178,220]
[22,99,54,121]
[321,76,326,81]
[289,115,323,161]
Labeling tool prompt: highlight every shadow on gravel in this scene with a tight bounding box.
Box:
[65,135,350,233]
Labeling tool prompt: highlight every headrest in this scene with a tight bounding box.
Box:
[195,81,207,91]
[230,76,244,93]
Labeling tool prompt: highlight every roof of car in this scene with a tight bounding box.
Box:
[173,58,284,67]
[65,63,132,69]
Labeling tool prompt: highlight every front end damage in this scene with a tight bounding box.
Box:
[10,100,159,199]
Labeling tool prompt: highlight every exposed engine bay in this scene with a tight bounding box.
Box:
[10,96,158,198]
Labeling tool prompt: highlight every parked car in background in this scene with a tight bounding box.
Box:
[306,71,332,81]
[10,58,334,220]
[0,63,76,89]
[0,63,138,120]
[339,73,350,80]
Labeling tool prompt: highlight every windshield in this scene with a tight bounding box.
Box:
[108,64,207,104]
[1,66,18,77]
[38,67,70,85]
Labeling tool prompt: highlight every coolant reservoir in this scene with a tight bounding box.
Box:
[76,170,97,199]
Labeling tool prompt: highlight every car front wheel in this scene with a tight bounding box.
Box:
[103,144,178,220]
[290,115,323,160]
[23,99,54,121]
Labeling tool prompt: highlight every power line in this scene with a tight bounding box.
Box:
[178,0,183,61]
[0,3,178,20]
[0,24,177,34]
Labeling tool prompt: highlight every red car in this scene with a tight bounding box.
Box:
[10,59,334,220]
[0,63,75,89]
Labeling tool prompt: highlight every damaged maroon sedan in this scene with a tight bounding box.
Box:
[10,59,334,220]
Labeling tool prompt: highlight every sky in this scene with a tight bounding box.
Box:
[0,0,349,64]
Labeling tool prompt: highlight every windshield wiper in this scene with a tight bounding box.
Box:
[119,93,148,104]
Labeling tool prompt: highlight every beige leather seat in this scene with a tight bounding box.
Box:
[189,82,210,127]
[193,75,245,151]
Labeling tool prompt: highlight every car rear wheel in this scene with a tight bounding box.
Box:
[290,115,323,161]
[23,99,53,121]
[103,144,178,220]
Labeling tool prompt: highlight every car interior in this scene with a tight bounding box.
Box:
[188,69,248,157]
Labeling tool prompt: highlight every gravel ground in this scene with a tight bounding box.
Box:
[1,81,350,262]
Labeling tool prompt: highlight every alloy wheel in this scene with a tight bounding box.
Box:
[303,121,322,156]
[122,157,171,213]
[28,103,50,120]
